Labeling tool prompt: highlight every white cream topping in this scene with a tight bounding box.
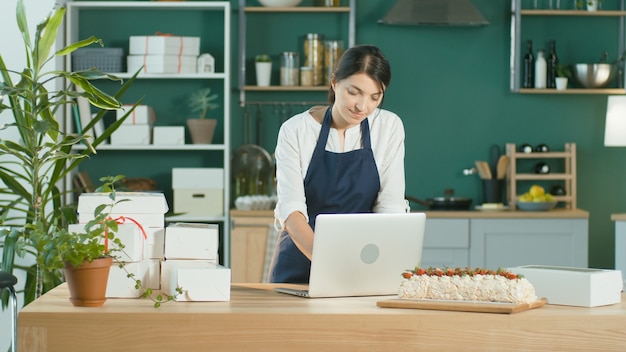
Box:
[398,274,537,304]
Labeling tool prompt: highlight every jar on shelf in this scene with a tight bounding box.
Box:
[304,33,324,85]
[300,66,314,86]
[323,40,343,85]
[280,51,300,86]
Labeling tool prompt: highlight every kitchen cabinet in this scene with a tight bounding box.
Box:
[421,219,470,268]
[510,0,626,94]
[469,218,588,268]
[611,214,626,285]
[230,210,275,283]
[237,0,356,105]
[64,1,232,265]
[506,142,577,210]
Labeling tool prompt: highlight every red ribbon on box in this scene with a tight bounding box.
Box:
[143,32,186,73]
[103,216,148,254]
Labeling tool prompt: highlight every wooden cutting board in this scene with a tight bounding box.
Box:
[376,298,547,314]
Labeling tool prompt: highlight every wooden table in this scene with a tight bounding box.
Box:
[19,283,626,351]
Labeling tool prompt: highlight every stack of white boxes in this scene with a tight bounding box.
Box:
[162,223,231,301]
[112,104,155,145]
[76,192,169,298]
[172,168,224,217]
[127,35,200,74]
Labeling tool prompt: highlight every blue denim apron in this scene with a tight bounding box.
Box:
[268,107,381,283]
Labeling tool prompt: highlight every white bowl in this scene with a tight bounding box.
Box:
[258,0,303,7]
[516,200,557,211]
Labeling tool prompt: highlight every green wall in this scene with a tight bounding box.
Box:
[231,0,625,270]
[76,0,625,269]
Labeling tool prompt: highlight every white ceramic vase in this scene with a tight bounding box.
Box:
[255,62,272,87]
[586,0,598,11]
[555,77,568,90]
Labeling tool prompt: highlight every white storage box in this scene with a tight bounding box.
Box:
[129,35,200,56]
[153,126,185,145]
[78,192,169,228]
[172,168,224,216]
[173,189,223,217]
[164,222,219,260]
[127,55,197,74]
[111,124,152,145]
[161,260,231,301]
[116,105,155,125]
[145,227,165,259]
[107,260,148,298]
[509,265,624,307]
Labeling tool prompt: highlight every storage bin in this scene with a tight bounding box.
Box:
[72,48,124,72]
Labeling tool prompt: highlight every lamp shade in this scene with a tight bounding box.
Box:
[604,96,626,146]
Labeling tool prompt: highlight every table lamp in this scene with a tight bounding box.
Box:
[605,96,626,147]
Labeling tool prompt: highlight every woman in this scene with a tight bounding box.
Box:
[268,45,408,283]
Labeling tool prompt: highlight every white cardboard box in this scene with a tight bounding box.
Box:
[111,124,152,145]
[161,260,230,301]
[129,35,200,56]
[509,265,624,307]
[164,222,219,260]
[116,105,155,125]
[127,55,197,74]
[78,192,169,228]
[173,189,223,217]
[107,260,148,298]
[172,168,224,189]
[153,126,185,145]
[145,227,165,259]
[67,223,146,262]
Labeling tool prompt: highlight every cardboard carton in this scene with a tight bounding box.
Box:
[164,222,219,260]
[161,260,230,301]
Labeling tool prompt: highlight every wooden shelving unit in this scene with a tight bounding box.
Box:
[506,143,577,210]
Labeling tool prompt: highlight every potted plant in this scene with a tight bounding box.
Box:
[578,0,603,11]
[0,0,140,306]
[555,64,571,90]
[186,88,219,144]
[255,54,272,86]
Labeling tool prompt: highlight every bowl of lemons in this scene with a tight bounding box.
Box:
[516,185,557,211]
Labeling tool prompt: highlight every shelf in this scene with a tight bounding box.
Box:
[512,174,573,180]
[113,72,227,80]
[243,85,329,91]
[72,144,227,151]
[167,215,226,223]
[517,88,626,94]
[518,10,626,16]
[244,6,350,13]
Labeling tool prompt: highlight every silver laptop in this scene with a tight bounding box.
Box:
[275,212,426,298]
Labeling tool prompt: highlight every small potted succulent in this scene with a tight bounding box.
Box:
[186,88,220,144]
[555,64,571,90]
[255,54,272,86]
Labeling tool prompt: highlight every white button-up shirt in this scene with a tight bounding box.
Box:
[273,107,407,230]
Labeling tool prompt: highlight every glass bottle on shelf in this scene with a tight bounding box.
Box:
[280,51,300,86]
[523,40,535,88]
[535,49,547,89]
[304,33,324,86]
[546,40,558,89]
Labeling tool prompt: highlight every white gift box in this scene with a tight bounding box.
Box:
[145,258,161,290]
[78,192,169,228]
[153,126,185,145]
[116,105,155,125]
[111,124,152,145]
[127,55,197,74]
[164,222,219,260]
[161,260,230,301]
[145,227,165,259]
[509,265,624,307]
[107,260,148,298]
[67,223,145,262]
[129,35,200,56]
[172,168,224,216]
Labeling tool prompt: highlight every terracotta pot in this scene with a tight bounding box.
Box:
[187,118,217,144]
[63,257,113,307]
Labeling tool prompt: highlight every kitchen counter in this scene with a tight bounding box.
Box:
[231,208,589,219]
[19,283,626,351]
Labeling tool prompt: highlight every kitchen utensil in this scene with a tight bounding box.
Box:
[489,145,500,179]
[496,155,510,179]
[405,189,473,211]
[376,298,547,314]
[571,63,616,88]
[474,160,492,179]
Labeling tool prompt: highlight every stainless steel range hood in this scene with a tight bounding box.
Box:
[379,0,489,27]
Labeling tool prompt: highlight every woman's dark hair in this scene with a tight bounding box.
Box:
[328,45,391,104]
